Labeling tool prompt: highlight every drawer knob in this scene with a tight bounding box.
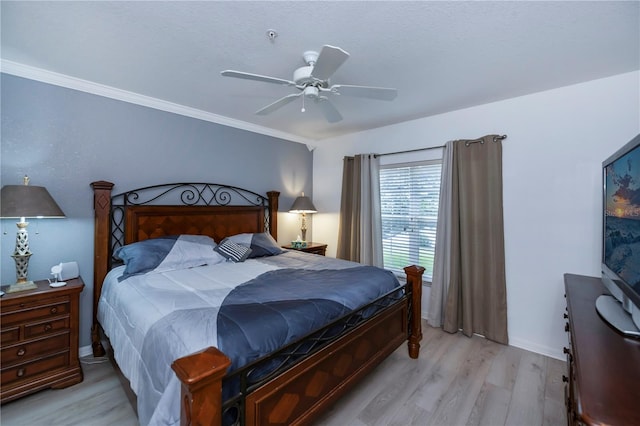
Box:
[562,375,569,383]
[563,313,568,319]
[17,368,26,378]
[50,307,58,314]
[565,323,570,332]
[44,323,53,332]
[17,347,26,356]
[563,347,571,355]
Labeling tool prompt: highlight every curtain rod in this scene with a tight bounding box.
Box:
[374,145,444,158]
[374,134,507,158]
[464,134,507,147]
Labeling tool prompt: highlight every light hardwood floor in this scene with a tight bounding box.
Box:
[1,324,567,426]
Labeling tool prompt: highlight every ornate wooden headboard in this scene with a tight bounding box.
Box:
[90,181,279,355]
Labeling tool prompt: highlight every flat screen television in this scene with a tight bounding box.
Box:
[600,133,640,337]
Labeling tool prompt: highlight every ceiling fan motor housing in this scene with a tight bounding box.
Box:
[293,66,314,85]
[294,65,328,88]
[295,50,329,87]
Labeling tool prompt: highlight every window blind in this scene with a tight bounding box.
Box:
[380,160,442,280]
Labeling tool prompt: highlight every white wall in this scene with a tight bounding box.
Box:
[312,71,640,359]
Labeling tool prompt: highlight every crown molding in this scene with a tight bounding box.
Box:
[0,59,314,145]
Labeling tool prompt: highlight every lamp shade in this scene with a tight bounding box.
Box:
[289,194,317,213]
[1,184,65,219]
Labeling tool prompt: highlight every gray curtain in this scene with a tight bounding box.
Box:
[337,154,383,267]
[431,135,508,345]
[427,141,453,328]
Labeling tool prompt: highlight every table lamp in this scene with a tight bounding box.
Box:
[289,192,317,242]
[1,176,66,293]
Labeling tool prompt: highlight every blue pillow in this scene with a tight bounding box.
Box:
[115,235,224,281]
[228,232,284,258]
[214,238,252,262]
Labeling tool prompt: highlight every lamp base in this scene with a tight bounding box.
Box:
[6,280,38,293]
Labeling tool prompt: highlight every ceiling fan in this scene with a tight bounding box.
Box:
[221,45,397,123]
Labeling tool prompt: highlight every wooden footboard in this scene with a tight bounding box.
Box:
[171,265,424,426]
[244,299,408,426]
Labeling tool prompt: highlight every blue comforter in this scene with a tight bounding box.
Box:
[218,267,399,370]
[138,259,400,425]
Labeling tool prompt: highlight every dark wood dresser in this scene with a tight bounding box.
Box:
[0,277,84,403]
[563,274,640,425]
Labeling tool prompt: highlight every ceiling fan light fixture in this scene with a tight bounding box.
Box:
[303,86,319,98]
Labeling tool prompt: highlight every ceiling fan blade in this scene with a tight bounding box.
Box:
[316,97,343,123]
[310,45,350,81]
[330,84,398,101]
[255,93,302,115]
[221,70,296,87]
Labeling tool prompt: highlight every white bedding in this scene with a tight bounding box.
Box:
[98,259,280,424]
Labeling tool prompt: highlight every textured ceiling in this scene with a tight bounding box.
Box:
[1,1,638,142]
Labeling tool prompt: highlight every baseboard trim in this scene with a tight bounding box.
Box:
[79,344,93,358]
[509,337,564,361]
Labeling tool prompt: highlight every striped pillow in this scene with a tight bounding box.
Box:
[215,238,252,262]
[228,232,284,258]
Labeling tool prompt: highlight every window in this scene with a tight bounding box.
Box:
[380,160,442,280]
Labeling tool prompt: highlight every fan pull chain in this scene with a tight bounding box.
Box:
[301,94,306,113]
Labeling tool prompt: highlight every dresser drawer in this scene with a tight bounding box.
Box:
[1,351,70,387]
[1,332,70,366]
[1,300,70,326]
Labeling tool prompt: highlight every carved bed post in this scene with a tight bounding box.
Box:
[171,347,231,426]
[90,180,114,357]
[404,265,425,359]
[267,191,279,240]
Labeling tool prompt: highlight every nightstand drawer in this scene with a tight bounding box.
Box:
[0,318,69,352]
[1,351,69,387]
[1,327,20,345]
[1,332,70,365]
[304,247,326,255]
[24,317,69,339]
[24,316,69,339]
[1,301,70,326]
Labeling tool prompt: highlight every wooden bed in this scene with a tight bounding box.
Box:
[90,181,424,426]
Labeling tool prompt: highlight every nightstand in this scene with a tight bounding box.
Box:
[0,277,84,404]
[282,242,328,256]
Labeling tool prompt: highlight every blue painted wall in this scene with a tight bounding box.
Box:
[0,73,313,348]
